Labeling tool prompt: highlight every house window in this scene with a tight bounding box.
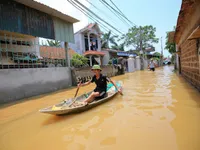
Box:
[0,39,32,46]
[84,34,98,51]
[90,40,97,51]
[84,36,89,51]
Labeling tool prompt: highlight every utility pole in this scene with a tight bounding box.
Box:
[140,28,144,70]
[65,42,70,67]
[160,37,163,66]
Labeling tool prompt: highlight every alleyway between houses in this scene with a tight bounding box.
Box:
[0,66,200,150]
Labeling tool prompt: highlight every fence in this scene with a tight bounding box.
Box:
[0,34,68,69]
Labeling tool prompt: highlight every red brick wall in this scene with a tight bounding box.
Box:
[40,46,66,59]
[180,39,200,90]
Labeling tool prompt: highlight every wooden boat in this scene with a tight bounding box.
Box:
[39,82,122,115]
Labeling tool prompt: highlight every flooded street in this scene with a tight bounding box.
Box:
[0,66,200,150]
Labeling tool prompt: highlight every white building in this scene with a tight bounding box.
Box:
[69,23,105,66]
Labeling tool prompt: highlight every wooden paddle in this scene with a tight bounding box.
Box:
[68,86,80,107]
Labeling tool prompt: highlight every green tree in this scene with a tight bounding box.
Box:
[121,25,158,70]
[152,57,160,61]
[153,52,161,57]
[165,27,176,66]
[165,32,176,54]
[101,31,118,49]
[71,54,88,68]
[122,25,159,51]
[111,42,125,51]
[47,40,61,47]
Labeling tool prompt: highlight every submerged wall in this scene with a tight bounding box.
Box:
[71,65,118,86]
[0,67,72,104]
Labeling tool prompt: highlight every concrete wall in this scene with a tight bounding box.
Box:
[127,57,135,72]
[135,57,141,70]
[81,34,85,54]
[102,50,110,65]
[0,67,72,104]
[69,33,82,54]
[126,57,162,72]
[144,59,148,69]
[68,42,81,55]
[71,65,118,85]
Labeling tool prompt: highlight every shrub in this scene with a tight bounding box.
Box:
[71,54,88,68]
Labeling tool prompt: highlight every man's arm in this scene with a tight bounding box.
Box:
[78,75,95,87]
[78,80,91,87]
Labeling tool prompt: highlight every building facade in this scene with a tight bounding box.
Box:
[174,0,200,91]
[0,0,78,68]
[0,0,79,104]
[69,23,105,66]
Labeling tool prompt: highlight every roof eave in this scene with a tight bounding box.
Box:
[15,0,79,23]
[174,0,195,43]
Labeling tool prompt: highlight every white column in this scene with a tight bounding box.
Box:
[128,57,134,72]
[97,37,101,51]
[80,34,84,54]
[136,56,141,70]
[88,33,90,51]
[89,55,92,66]
[99,56,102,65]
[35,37,41,58]
[95,57,100,65]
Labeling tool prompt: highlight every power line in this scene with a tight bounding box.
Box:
[84,0,126,32]
[69,0,110,33]
[76,1,119,36]
[109,0,137,26]
[67,0,119,36]
[73,0,123,35]
[109,0,124,17]
[160,36,163,65]
[99,0,131,27]
[102,0,134,27]
[85,0,113,19]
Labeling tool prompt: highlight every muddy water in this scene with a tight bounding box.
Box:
[0,66,200,150]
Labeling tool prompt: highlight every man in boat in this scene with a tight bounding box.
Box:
[78,65,122,105]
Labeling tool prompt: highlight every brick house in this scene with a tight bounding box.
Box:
[174,0,200,91]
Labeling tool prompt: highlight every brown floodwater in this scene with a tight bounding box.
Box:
[0,66,200,150]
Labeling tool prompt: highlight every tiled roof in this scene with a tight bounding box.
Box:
[87,23,95,29]
[102,49,120,53]
[75,22,102,35]
[15,0,79,23]
[84,50,105,56]
[174,0,196,43]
